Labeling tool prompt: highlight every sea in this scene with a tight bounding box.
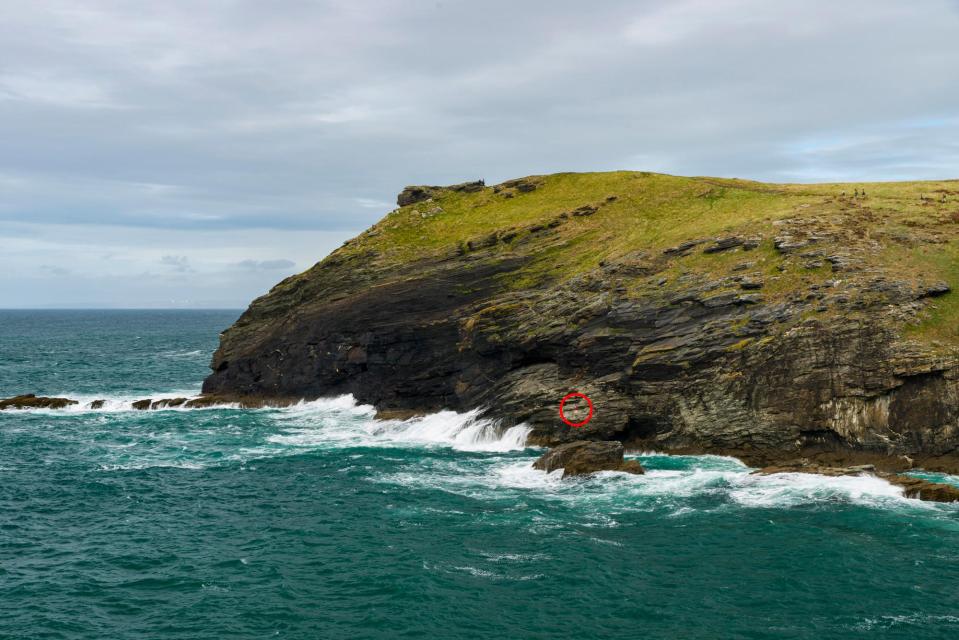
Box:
[2,309,959,639]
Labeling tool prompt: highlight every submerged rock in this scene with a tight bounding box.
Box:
[0,394,78,410]
[533,441,645,478]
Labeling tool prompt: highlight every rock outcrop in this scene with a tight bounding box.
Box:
[532,441,645,477]
[183,173,959,473]
[887,475,959,502]
[0,394,78,410]
[396,180,485,206]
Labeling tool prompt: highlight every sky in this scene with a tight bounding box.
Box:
[2,0,958,308]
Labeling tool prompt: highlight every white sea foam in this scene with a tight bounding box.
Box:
[267,399,531,453]
[378,450,943,514]
[23,390,957,513]
[448,565,544,581]
[160,349,204,358]
[726,470,916,509]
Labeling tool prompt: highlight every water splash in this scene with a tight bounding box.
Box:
[268,398,531,452]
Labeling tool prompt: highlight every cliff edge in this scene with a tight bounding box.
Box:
[203,171,959,471]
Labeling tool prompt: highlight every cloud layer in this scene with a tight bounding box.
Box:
[2,0,958,307]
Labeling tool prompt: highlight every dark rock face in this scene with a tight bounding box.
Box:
[201,236,959,468]
[0,394,78,410]
[131,399,152,410]
[532,441,645,477]
[203,250,533,413]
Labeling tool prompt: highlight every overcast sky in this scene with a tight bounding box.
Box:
[2,0,958,308]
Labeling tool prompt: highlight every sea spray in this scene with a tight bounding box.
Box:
[269,398,531,452]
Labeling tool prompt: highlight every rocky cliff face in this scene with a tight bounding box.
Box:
[203,172,959,471]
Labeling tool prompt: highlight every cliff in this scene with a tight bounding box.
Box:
[202,171,959,471]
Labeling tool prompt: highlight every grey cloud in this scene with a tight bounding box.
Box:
[236,259,296,271]
[39,264,70,276]
[1,0,958,307]
[159,255,193,272]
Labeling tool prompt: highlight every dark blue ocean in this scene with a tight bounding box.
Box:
[2,310,959,639]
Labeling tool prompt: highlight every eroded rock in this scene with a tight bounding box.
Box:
[532,441,645,478]
[0,394,78,410]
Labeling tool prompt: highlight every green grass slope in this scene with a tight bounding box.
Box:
[275,171,959,348]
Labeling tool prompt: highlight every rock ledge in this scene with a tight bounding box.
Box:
[533,441,645,478]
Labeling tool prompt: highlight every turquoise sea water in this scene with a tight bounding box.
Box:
[2,310,959,639]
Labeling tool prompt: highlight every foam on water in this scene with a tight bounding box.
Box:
[379,450,947,515]
[267,397,531,453]
[8,389,956,513]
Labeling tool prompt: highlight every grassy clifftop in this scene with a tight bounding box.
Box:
[320,171,959,345]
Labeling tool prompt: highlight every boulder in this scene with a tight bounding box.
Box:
[88,400,106,409]
[0,394,78,410]
[131,399,152,410]
[533,441,645,478]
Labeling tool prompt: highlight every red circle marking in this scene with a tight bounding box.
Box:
[559,392,594,428]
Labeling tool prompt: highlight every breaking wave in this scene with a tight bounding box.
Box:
[9,392,959,513]
[267,397,531,452]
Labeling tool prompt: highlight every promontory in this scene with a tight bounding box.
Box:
[201,171,959,473]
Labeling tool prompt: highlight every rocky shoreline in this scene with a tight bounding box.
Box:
[6,390,959,502]
[198,173,959,479]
